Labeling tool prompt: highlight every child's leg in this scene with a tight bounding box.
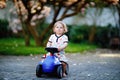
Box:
[61,61,67,77]
[59,54,68,77]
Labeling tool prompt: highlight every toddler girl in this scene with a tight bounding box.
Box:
[46,21,68,77]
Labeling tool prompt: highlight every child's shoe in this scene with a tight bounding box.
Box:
[63,73,66,77]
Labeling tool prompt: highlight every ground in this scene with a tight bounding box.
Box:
[0,49,120,80]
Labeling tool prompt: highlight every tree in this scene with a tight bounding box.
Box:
[86,0,119,43]
[0,0,119,46]
[3,0,90,46]
[0,0,6,9]
[85,7,104,43]
[13,0,51,46]
[116,1,120,37]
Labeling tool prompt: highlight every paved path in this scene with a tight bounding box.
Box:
[0,49,120,80]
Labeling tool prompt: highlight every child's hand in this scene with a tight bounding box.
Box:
[58,48,62,51]
[55,53,60,59]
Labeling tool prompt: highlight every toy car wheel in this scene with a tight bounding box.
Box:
[36,64,42,77]
[57,65,63,78]
[65,63,69,75]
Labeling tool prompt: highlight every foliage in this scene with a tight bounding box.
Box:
[69,24,119,48]
[69,25,90,43]
[94,25,120,48]
[0,38,97,55]
[94,26,110,48]
[0,19,11,38]
[0,0,6,9]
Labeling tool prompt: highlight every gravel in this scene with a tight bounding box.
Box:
[0,49,120,80]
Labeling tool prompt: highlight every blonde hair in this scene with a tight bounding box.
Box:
[53,21,68,33]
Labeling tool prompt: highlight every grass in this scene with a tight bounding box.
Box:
[0,38,45,56]
[0,38,98,56]
[66,42,97,53]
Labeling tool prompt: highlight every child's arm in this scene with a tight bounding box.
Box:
[46,35,52,47]
[46,42,52,47]
[58,35,68,51]
[58,43,68,51]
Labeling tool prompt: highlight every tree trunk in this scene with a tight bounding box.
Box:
[27,22,41,46]
[39,22,55,46]
[24,34,30,46]
[88,25,96,43]
[21,22,30,46]
[117,4,120,37]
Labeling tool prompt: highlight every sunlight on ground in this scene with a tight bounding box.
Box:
[99,53,120,58]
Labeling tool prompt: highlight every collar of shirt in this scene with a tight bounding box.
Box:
[55,34,63,42]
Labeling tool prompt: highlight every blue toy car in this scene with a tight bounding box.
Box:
[36,47,69,78]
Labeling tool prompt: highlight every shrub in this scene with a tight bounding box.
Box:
[69,25,90,43]
[94,26,110,48]
[0,19,11,38]
[69,24,119,48]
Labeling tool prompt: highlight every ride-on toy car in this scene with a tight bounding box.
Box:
[36,47,69,78]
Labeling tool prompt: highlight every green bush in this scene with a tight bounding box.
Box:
[94,26,110,48]
[69,24,119,48]
[94,26,120,48]
[0,19,10,38]
[69,25,90,43]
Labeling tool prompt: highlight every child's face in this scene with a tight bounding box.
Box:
[54,23,64,35]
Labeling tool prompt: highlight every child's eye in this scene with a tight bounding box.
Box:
[56,26,59,28]
[60,27,63,29]
[55,25,63,29]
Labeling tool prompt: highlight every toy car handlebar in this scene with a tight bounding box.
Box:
[45,47,59,53]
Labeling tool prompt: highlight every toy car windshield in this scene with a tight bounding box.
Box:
[45,47,59,53]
